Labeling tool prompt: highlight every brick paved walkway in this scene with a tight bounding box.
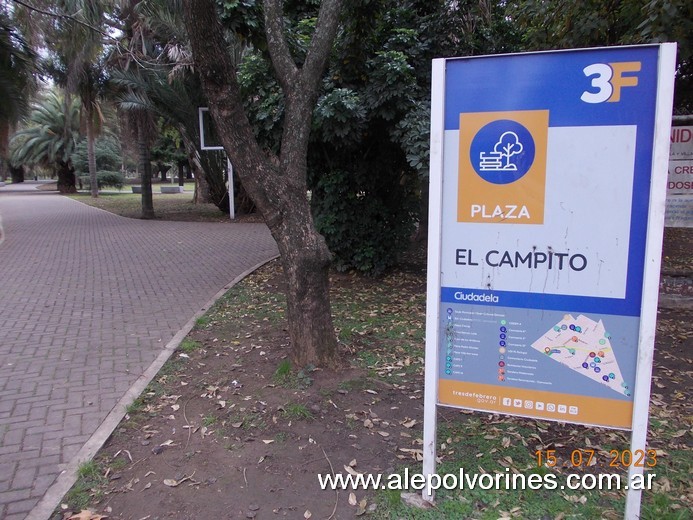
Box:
[0,193,278,519]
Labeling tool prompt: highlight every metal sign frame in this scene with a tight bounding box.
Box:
[198,107,235,220]
[422,44,676,519]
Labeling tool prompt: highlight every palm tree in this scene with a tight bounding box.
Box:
[0,7,36,182]
[40,0,110,197]
[9,91,81,192]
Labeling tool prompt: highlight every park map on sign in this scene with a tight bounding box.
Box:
[531,314,631,397]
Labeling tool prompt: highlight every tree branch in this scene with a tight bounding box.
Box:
[183,0,281,224]
[10,0,113,40]
[301,0,343,90]
[263,0,298,92]
[276,0,342,174]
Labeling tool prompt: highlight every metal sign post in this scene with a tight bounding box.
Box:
[423,44,676,519]
[198,107,235,220]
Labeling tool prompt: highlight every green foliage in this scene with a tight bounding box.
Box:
[231,0,522,274]
[311,167,417,275]
[312,88,366,146]
[238,52,285,153]
[73,136,121,175]
[9,91,81,169]
[80,171,125,190]
[0,10,36,125]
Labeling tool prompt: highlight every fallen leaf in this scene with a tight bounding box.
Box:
[163,479,179,487]
[348,492,357,506]
[68,511,108,520]
[304,511,312,519]
[344,465,361,476]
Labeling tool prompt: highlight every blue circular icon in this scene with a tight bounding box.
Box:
[470,120,536,184]
[499,341,506,347]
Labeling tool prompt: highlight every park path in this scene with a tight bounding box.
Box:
[0,191,278,519]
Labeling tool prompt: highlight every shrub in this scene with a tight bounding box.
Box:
[80,171,125,190]
[311,168,417,275]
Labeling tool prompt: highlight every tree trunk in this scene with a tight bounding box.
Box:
[413,175,429,242]
[56,161,76,192]
[86,104,99,198]
[180,129,211,203]
[276,196,337,367]
[138,122,155,219]
[178,160,185,186]
[0,122,9,182]
[158,162,170,182]
[184,0,342,368]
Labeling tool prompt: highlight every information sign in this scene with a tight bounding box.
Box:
[422,45,676,518]
[666,125,693,227]
[427,45,674,429]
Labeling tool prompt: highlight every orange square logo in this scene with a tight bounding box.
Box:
[458,110,549,224]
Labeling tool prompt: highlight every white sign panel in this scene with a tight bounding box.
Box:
[422,45,676,519]
[666,126,693,227]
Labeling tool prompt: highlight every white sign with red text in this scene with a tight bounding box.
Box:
[666,125,693,227]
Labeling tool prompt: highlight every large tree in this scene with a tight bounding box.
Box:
[183,0,342,368]
[0,5,35,182]
[39,0,111,198]
[10,91,81,191]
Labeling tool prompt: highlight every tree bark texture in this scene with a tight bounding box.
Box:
[180,127,212,204]
[86,104,99,198]
[183,0,343,367]
[138,120,155,219]
[56,161,76,193]
[0,122,9,182]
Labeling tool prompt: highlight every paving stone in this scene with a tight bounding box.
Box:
[0,192,277,518]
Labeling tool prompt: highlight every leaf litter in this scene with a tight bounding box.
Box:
[57,241,692,519]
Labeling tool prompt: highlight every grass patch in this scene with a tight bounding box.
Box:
[125,397,145,415]
[372,420,617,519]
[63,460,107,511]
[195,316,211,327]
[179,339,202,353]
[65,192,230,222]
[272,359,314,389]
[281,403,313,421]
[273,359,292,382]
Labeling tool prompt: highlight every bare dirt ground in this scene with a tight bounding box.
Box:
[54,230,692,520]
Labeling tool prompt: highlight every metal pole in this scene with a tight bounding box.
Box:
[422,58,446,503]
[227,157,235,220]
[624,42,677,520]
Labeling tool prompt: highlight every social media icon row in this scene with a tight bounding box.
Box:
[501,397,578,415]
